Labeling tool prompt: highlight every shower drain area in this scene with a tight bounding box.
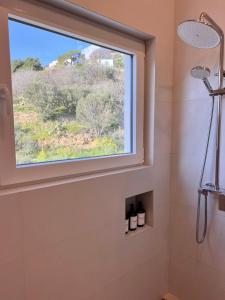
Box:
[125,191,153,236]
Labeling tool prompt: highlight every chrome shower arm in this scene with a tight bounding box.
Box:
[199,12,224,37]
[199,12,224,88]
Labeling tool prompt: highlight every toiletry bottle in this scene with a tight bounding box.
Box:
[137,201,145,227]
[129,203,137,231]
[125,213,129,234]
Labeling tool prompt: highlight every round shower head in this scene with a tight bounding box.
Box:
[191,66,211,79]
[177,20,220,48]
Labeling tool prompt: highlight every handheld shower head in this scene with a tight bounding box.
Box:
[191,66,213,92]
[191,66,211,79]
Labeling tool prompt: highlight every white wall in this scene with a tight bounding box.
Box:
[0,0,174,300]
[170,1,225,299]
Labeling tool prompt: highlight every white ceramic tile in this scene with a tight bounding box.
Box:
[155,100,172,155]
[170,256,225,300]
[0,194,23,264]
[87,253,168,300]
[171,3,225,298]
[156,86,173,102]
[171,154,217,211]
[24,227,121,300]
[21,178,123,256]
[0,258,24,300]
[198,212,225,274]
[172,99,217,156]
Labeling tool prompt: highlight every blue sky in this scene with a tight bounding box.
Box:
[8,19,90,65]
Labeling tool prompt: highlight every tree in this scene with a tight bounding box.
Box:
[76,91,115,136]
[12,70,38,103]
[113,53,124,68]
[23,57,43,71]
[11,57,43,72]
[11,60,24,73]
[57,50,84,65]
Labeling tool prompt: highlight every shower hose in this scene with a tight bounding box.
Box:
[196,96,215,244]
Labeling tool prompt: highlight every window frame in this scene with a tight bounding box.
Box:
[0,0,145,186]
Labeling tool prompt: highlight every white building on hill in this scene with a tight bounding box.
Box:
[48,60,58,68]
[81,45,100,60]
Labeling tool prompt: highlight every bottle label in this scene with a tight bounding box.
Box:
[130,216,137,229]
[138,212,145,226]
[125,219,129,233]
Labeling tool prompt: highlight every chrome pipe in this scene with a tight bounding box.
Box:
[199,12,224,37]
[196,191,208,243]
[215,38,223,190]
[201,12,224,190]
[216,93,223,190]
[196,95,215,244]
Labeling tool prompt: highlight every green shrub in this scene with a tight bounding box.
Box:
[25,78,90,121]
[15,123,40,163]
[113,53,124,68]
[76,90,116,136]
[63,121,86,134]
[94,136,117,152]
[12,57,43,73]
[111,128,124,151]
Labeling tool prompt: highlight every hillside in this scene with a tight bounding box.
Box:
[11,50,126,165]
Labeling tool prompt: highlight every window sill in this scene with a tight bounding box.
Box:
[0,163,151,195]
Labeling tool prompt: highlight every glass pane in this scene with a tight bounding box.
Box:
[8,18,133,165]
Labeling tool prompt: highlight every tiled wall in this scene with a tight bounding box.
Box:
[170,1,225,299]
[0,1,174,299]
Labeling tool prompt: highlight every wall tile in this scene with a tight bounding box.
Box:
[0,0,175,299]
[0,258,24,300]
[0,195,23,264]
[87,253,168,300]
[171,1,225,299]
[155,100,172,155]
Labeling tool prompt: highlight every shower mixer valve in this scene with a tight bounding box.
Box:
[200,183,225,196]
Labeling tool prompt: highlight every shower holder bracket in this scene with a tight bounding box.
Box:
[209,88,225,96]
[214,70,225,77]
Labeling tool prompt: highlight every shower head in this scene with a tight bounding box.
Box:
[191,66,211,79]
[177,19,220,49]
[177,12,224,93]
[191,66,213,92]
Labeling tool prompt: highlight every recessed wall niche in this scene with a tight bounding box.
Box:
[125,191,153,236]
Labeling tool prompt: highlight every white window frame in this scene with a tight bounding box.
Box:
[0,0,145,186]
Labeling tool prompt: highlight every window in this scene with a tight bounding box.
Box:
[0,0,145,185]
[9,19,133,165]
